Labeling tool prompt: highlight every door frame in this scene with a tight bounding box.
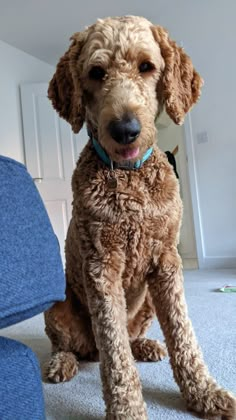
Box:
[183,112,204,268]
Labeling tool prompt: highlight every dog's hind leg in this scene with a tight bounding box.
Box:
[128,291,167,362]
[128,291,155,339]
[44,284,97,383]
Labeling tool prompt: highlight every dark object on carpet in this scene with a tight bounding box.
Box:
[165,151,179,178]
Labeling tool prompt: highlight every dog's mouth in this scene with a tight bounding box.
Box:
[117,146,140,161]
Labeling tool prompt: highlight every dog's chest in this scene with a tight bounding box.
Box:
[119,220,164,316]
[121,218,165,286]
[75,147,179,223]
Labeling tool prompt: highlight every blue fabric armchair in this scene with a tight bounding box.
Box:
[0,156,66,419]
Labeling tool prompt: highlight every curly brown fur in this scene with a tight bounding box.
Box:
[153,26,203,125]
[130,338,167,362]
[45,15,235,420]
[45,351,79,383]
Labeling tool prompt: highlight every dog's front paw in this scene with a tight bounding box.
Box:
[45,351,79,383]
[106,405,147,420]
[186,387,236,419]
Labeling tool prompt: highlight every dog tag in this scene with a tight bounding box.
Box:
[107,176,117,190]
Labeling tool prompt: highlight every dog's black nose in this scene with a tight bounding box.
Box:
[108,114,141,144]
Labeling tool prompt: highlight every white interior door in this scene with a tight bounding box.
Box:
[20,83,88,266]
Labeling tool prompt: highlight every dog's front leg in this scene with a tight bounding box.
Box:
[148,247,235,419]
[83,250,147,420]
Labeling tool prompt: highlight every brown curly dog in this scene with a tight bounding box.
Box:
[44,15,236,420]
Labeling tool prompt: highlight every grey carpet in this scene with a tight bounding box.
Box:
[1,269,236,419]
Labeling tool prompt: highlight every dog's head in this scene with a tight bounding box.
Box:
[49,16,203,162]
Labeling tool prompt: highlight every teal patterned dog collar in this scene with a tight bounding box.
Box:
[92,138,153,170]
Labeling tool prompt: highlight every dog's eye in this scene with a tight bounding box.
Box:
[139,61,155,73]
[89,66,106,80]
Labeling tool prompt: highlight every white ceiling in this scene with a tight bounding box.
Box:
[0,0,167,66]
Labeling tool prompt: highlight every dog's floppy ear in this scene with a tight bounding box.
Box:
[152,26,203,125]
[48,33,85,133]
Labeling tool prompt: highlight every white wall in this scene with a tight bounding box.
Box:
[0,40,54,163]
[150,0,236,268]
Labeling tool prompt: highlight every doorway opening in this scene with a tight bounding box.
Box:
[157,111,198,269]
